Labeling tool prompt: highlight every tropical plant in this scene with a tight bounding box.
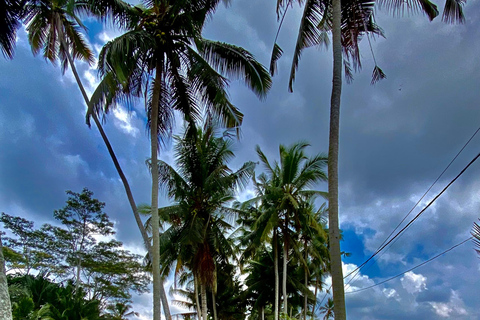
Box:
[0,0,23,58]
[319,297,334,320]
[241,142,327,320]
[147,124,254,320]
[272,0,467,317]
[18,0,158,313]
[95,0,271,317]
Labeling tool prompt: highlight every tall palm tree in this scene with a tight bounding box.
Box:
[96,1,271,319]
[272,0,466,318]
[0,0,23,58]
[20,0,176,317]
[147,124,254,320]
[243,142,327,320]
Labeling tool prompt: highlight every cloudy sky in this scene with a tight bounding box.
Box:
[1,0,480,319]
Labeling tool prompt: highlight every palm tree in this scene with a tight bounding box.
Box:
[0,0,23,58]
[20,0,176,317]
[105,302,139,320]
[146,124,254,320]
[243,142,327,320]
[319,298,334,320]
[96,1,271,318]
[272,0,466,318]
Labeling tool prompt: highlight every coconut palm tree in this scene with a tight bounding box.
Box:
[96,1,271,318]
[319,298,334,320]
[273,0,466,318]
[99,0,270,319]
[0,0,23,58]
[241,142,327,320]
[145,124,254,320]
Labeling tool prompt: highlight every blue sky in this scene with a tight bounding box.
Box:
[1,0,480,319]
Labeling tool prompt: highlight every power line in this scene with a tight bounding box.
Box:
[343,151,480,288]
[345,237,473,294]
[320,127,480,305]
[344,126,480,288]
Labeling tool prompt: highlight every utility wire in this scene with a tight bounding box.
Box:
[344,126,480,287]
[343,151,480,287]
[345,237,473,294]
[320,127,480,305]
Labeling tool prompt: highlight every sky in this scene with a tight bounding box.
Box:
[1,0,480,319]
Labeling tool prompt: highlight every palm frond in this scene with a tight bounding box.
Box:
[371,65,386,85]
[197,39,272,99]
[442,0,465,23]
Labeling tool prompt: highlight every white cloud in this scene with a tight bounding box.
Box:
[429,290,468,318]
[401,271,427,294]
[113,106,140,137]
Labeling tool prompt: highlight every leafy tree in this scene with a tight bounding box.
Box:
[44,189,114,289]
[0,213,57,275]
[1,189,149,309]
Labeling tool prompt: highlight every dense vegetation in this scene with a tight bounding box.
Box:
[0,0,468,318]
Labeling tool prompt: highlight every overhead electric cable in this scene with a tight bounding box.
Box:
[321,127,480,304]
[343,151,480,287]
[345,237,472,294]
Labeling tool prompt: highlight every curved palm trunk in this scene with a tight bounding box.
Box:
[273,229,279,320]
[328,0,347,318]
[57,27,171,320]
[0,235,12,320]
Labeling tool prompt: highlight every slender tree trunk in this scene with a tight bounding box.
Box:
[304,241,308,320]
[212,290,217,320]
[282,232,288,317]
[150,60,163,320]
[328,0,347,317]
[311,279,318,320]
[194,276,202,319]
[0,235,12,320]
[273,230,279,320]
[57,28,171,319]
[201,284,208,320]
[261,306,264,320]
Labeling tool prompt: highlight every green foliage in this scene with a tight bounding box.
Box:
[1,189,148,313]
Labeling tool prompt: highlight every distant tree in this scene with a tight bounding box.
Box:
[43,189,114,289]
[1,213,58,275]
[319,298,334,320]
[1,189,149,309]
